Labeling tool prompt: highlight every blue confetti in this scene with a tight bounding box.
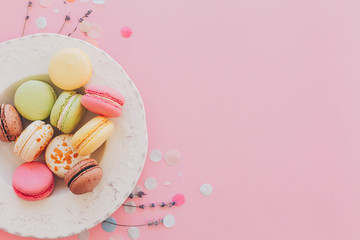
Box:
[102,217,117,233]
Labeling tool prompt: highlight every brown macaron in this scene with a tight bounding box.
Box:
[0,104,23,142]
[64,159,103,195]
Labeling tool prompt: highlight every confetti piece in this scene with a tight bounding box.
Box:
[164,181,171,186]
[144,177,157,190]
[120,26,133,38]
[123,201,136,213]
[108,234,124,240]
[200,183,213,196]
[93,0,106,4]
[77,230,90,240]
[88,23,103,39]
[79,20,92,33]
[86,38,99,47]
[66,0,76,2]
[177,172,183,178]
[102,217,117,233]
[80,0,89,2]
[172,193,185,206]
[150,149,162,162]
[54,9,59,13]
[131,185,142,195]
[39,0,54,8]
[36,17,47,29]
[163,215,175,228]
[128,227,140,239]
[164,149,180,166]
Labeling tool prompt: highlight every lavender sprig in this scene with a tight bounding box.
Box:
[58,14,71,34]
[123,201,176,209]
[103,218,164,227]
[67,10,93,37]
[22,1,32,37]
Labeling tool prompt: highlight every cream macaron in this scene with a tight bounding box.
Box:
[14,121,54,162]
[49,48,92,90]
[45,134,89,178]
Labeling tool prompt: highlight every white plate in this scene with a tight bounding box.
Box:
[0,34,147,238]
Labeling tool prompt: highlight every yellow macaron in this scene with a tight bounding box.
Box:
[71,116,114,156]
[49,48,92,90]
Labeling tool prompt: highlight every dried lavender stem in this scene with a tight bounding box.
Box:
[68,24,79,37]
[22,4,31,37]
[58,21,67,34]
[103,221,147,227]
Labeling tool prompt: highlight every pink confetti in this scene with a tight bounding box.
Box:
[39,0,54,7]
[121,26,133,38]
[164,149,180,166]
[172,193,185,206]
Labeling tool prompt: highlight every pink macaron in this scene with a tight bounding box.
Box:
[81,84,125,118]
[12,162,54,201]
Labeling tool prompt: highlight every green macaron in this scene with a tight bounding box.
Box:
[50,91,86,133]
[14,80,57,121]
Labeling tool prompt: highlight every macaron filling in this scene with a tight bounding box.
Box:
[13,181,54,199]
[72,117,109,150]
[20,126,44,160]
[85,91,124,109]
[17,124,41,159]
[57,94,77,129]
[0,104,10,141]
[67,164,98,187]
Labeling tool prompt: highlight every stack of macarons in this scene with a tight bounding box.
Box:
[0,47,126,201]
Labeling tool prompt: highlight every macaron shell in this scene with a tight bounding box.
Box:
[0,104,9,142]
[85,85,125,103]
[14,120,44,159]
[45,134,89,178]
[14,121,54,162]
[49,48,92,90]
[50,91,86,133]
[12,162,54,201]
[21,124,54,162]
[64,159,103,195]
[14,80,56,121]
[61,94,86,133]
[71,116,114,156]
[81,95,122,118]
[50,91,74,128]
[3,104,23,141]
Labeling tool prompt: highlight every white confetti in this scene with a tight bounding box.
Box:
[54,9,59,13]
[39,0,53,8]
[88,23,103,39]
[79,20,92,33]
[150,149,162,162]
[77,230,90,240]
[80,0,90,2]
[164,181,171,186]
[36,17,47,29]
[131,185,142,195]
[177,172,183,178]
[164,149,180,166]
[128,227,140,239]
[123,201,136,213]
[144,177,157,190]
[93,0,106,4]
[163,214,175,228]
[200,183,213,196]
[108,233,124,240]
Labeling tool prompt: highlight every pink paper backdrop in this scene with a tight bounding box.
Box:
[1,0,360,239]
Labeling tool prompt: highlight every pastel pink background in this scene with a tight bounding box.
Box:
[2,0,360,239]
